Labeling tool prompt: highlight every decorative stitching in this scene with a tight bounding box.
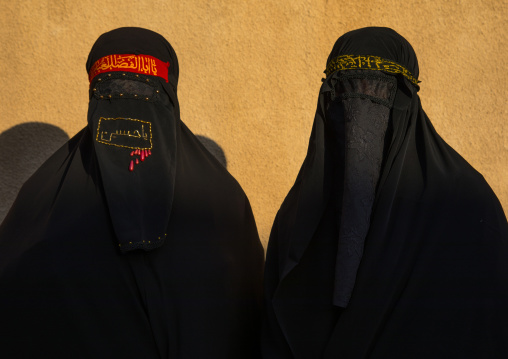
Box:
[118,233,167,252]
[325,54,419,86]
[96,117,153,150]
[91,72,161,102]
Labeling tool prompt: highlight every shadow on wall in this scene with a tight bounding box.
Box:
[0,128,225,224]
[0,122,69,223]
[196,135,227,168]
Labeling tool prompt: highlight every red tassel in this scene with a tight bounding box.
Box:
[130,150,135,156]
[135,149,140,155]
[148,149,152,156]
[140,150,145,161]
[129,160,134,172]
[136,158,139,164]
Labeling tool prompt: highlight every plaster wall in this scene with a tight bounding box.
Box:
[0,0,506,247]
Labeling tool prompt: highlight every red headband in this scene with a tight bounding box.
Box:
[89,54,169,83]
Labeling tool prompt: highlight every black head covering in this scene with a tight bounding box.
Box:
[86,27,180,116]
[0,27,264,358]
[86,27,180,252]
[262,27,508,358]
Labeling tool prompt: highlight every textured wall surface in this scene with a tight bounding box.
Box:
[0,0,506,247]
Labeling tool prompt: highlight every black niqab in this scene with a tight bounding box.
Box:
[262,27,508,358]
[0,28,264,359]
[86,28,179,251]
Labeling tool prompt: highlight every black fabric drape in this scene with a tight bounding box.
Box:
[262,27,508,358]
[0,28,264,359]
[85,27,180,252]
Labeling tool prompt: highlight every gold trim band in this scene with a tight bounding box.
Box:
[325,55,419,86]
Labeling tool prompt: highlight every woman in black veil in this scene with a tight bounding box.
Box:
[0,27,264,359]
[262,27,508,358]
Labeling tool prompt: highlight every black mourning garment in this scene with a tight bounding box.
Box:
[262,27,508,359]
[0,28,264,359]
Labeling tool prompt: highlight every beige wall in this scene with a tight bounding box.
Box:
[0,0,506,247]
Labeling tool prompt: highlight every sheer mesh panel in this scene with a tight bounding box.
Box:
[92,73,161,102]
[325,71,397,307]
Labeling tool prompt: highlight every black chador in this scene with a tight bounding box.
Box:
[0,28,264,359]
[262,27,508,358]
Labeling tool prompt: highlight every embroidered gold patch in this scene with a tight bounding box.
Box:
[96,117,152,150]
[325,55,419,86]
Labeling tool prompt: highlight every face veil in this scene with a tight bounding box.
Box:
[86,28,180,252]
[262,27,508,359]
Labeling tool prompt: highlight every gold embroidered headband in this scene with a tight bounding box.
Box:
[325,54,419,86]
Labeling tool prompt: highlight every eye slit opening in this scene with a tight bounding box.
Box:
[334,78,394,101]
[95,78,156,100]
[328,72,397,108]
